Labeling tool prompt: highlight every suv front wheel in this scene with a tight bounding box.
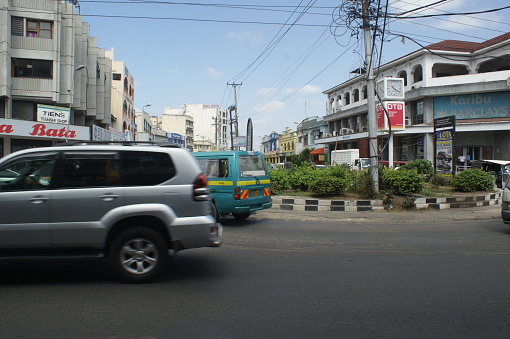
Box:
[109,227,169,283]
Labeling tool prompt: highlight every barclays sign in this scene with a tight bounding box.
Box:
[434,92,510,120]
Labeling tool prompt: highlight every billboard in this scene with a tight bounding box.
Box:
[377,101,405,131]
[434,92,510,119]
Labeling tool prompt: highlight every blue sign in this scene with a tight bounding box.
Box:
[434,92,510,119]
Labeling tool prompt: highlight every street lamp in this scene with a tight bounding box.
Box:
[142,103,151,112]
[67,65,86,141]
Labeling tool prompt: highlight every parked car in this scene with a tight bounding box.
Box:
[194,150,272,221]
[470,160,510,188]
[0,141,222,283]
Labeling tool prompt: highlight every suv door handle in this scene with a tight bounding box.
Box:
[100,194,119,201]
[29,196,49,204]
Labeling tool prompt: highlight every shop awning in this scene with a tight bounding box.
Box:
[310,148,325,155]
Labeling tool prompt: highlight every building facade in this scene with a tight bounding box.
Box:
[322,32,510,167]
[0,0,113,155]
[105,48,135,140]
[164,104,228,151]
[156,106,194,151]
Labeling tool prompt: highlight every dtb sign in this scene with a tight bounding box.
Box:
[377,101,405,131]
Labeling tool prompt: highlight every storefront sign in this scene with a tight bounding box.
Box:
[435,129,454,176]
[377,101,405,131]
[434,92,510,119]
[0,118,89,140]
[37,104,70,124]
[93,125,124,141]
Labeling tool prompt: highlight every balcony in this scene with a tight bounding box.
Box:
[11,77,54,99]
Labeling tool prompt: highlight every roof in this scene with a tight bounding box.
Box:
[310,148,325,155]
[425,32,510,53]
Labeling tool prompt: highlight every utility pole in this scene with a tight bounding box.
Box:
[362,0,379,192]
[227,82,242,137]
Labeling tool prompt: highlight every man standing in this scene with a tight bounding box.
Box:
[458,154,466,171]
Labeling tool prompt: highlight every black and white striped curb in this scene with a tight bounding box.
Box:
[271,192,502,212]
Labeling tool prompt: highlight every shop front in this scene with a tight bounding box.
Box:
[0,118,90,157]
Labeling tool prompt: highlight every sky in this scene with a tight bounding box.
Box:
[76,0,510,145]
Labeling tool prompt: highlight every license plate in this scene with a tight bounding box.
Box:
[252,189,259,197]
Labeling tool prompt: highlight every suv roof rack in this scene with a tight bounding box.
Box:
[56,141,182,148]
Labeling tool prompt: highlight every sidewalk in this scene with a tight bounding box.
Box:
[253,191,504,224]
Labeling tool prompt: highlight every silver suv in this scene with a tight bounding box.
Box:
[0,141,222,283]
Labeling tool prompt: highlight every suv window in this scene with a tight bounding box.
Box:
[59,151,120,188]
[0,152,58,191]
[122,151,176,186]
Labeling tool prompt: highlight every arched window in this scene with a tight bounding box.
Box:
[362,86,367,99]
[397,71,408,86]
[353,89,360,102]
[337,95,342,108]
[478,54,510,73]
[413,65,423,83]
[432,63,468,77]
[344,92,351,105]
[123,78,128,91]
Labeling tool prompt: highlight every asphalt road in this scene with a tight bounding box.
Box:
[1,213,510,338]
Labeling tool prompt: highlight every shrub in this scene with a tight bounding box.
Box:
[308,176,347,196]
[268,169,292,193]
[352,168,378,199]
[429,173,452,188]
[399,159,434,176]
[381,169,424,195]
[451,169,494,192]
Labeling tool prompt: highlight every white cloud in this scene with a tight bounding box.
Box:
[255,100,286,113]
[227,30,263,43]
[285,84,322,94]
[166,68,180,74]
[205,67,223,78]
[256,87,278,96]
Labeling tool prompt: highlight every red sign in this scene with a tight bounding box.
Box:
[0,118,89,140]
[377,101,405,131]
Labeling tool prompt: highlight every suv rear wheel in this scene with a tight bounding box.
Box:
[109,227,169,283]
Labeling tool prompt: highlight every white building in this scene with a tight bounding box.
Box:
[155,106,194,151]
[322,32,510,168]
[164,104,228,151]
[105,48,135,139]
[0,0,115,155]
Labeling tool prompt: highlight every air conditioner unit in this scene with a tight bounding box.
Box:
[405,119,411,126]
[341,128,349,135]
[348,129,354,134]
[325,133,332,138]
[361,126,368,132]
[333,131,339,136]
[314,135,319,139]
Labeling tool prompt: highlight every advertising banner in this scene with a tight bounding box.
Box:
[0,118,89,140]
[434,92,510,119]
[377,101,405,131]
[435,129,454,176]
[37,104,70,124]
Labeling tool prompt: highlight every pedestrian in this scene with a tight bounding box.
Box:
[465,153,471,166]
[458,154,466,171]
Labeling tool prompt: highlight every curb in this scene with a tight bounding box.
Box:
[271,191,502,212]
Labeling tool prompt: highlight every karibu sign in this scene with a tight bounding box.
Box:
[37,104,70,124]
[0,118,89,140]
[377,101,405,131]
[434,92,510,119]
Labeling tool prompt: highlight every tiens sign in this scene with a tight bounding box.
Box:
[0,118,89,140]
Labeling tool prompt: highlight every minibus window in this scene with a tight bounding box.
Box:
[240,156,267,177]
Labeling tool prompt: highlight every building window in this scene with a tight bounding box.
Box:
[112,73,122,81]
[344,92,350,105]
[12,59,53,78]
[353,89,360,102]
[413,65,423,83]
[412,101,424,124]
[26,19,53,39]
[11,17,53,39]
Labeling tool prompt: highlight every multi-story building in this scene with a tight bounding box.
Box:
[106,48,135,140]
[155,106,194,151]
[322,32,510,168]
[294,116,328,164]
[134,110,152,141]
[164,104,228,151]
[261,131,279,164]
[278,127,297,163]
[0,0,113,155]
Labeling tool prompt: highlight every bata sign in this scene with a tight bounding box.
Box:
[0,118,89,140]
